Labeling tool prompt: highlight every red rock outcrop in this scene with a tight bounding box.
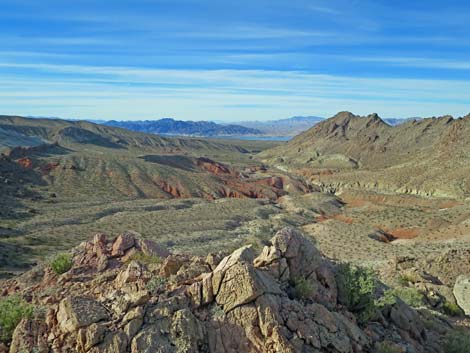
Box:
[0,228,450,353]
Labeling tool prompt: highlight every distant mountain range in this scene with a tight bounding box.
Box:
[383,117,422,126]
[236,116,325,136]
[103,116,328,138]
[29,115,418,138]
[103,118,261,137]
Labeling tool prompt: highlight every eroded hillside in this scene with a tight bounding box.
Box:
[0,116,310,276]
[260,111,470,198]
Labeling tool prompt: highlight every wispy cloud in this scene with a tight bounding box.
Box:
[177,26,333,40]
[353,56,470,70]
[1,62,469,120]
[1,0,470,120]
[308,5,341,15]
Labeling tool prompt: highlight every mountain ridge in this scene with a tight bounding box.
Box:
[103,118,262,137]
[260,111,470,198]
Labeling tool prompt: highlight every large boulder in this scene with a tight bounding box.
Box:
[453,275,470,315]
[111,232,136,257]
[9,319,48,353]
[254,227,337,307]
[57,296,109,333]
[215,262,281,312]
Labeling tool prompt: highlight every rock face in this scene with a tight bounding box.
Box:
[454,275,470,315]
[1,228,449,353]
[57,297,109,333]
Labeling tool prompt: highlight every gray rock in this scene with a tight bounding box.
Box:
[453,275,470,315]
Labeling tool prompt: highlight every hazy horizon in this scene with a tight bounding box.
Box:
[2,0,470,121]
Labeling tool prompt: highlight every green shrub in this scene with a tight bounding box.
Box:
[442,301,463,317]
[146,276,167,291]
[397,272,418,285]
[126,252,162,266]
[376,289,397,308]
[388,287,424,308]
[336,263,377,323]
[0,296,33,342]
[376,341,402,353]
[50,253,73,274]
[293,277,315,300]
[444,330,470,353]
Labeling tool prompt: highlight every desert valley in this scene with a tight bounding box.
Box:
[2,0,470,352]
[1,112,470,352]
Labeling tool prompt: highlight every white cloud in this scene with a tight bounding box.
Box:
[353,56,470,70]
[0,62,469,121]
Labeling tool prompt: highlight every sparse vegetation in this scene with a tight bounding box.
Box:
[0,295,33,342]
[292,277,315,300]
[50,253,73,274]
[336,263,377,323]
[442,301,463,317]
[397,272,418,285]
[443,330,470,353]
[387,287,424,308]
[146,276,167,291]
[127,252,162,266]
[376,341,402,353]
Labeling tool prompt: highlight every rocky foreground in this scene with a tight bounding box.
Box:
[0,228,457,353]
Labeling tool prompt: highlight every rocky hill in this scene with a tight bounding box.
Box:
[104,118,262,137]
[0,228,455,353]
[260,111,470,198]
[0,115,298,207]
[0,116,254,152]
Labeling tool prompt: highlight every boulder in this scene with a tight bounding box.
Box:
[137,239,170,258]
[115,260,146,286]
[88,331,127,353]
[159,255,184,277]
[57,296,109,333]
[215,262,281,312]
[131,324,174,353]
[9,319,48,353]
[77,323,107,352]
[111,232,135,257]
[453,275,470,315]
[170,309,205,353]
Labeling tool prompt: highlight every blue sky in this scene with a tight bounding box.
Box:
[1,0,470,121]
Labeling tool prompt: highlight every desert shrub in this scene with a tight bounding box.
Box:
[397,272,418,285]
[336,263,377,323]
[50,253,73,274]
[146,276,167,291]
[293,277,315,300]
[0,295,33,342]
[376,289,397,308]
[255,207,274,220]
[389,287,424,308]
[443,330,470,353]
[376,286,424,310]
[376,341,402,353]
[442,301,463,317]
[127,251,162,265]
